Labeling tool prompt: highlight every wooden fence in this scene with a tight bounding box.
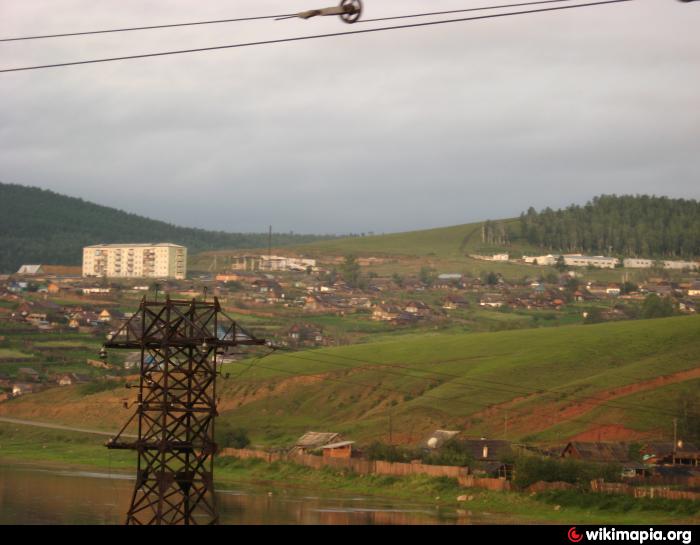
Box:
[219,448,512,490]
[591,479,700,501]
[219,450,699,500]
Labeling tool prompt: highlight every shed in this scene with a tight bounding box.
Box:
[322,441,355,459]
[290,431,342,455]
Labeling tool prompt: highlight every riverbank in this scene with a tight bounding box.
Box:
[1,422,698,525]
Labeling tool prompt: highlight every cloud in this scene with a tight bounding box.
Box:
[1,0,698,233]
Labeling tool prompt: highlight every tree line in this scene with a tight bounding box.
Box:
[518,195,700,258]
[0,183,335,273]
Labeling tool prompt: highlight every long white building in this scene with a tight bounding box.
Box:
[83,243,187,279]
[623,258,699,271]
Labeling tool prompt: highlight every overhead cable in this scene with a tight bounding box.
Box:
[0,0,632,74]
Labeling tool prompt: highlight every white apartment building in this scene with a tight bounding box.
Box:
[83,243,187,279]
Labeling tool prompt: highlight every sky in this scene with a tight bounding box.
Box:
[1,0,698,235]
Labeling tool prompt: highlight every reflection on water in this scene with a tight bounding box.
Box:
[0,466,498,525]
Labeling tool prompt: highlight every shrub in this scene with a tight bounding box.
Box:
[78,380,121,395]
[217,425,250,449]
[364,441,420,463]
[422,438,475,467]
[513,456,621,489]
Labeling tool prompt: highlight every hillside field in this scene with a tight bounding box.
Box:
[2,315,698,449]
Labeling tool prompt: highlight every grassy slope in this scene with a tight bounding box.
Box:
[3,316,698,447]
[292,218,545,259]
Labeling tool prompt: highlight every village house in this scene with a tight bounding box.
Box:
[480,294,505,308]
[442,295,469,310]
[11,382,37,396]
[434,274,463,289]
[605,284,621,296]
[289,431,342,456]
[287,323,325,347]
[640,441,699,465]
[82,287,111,295]
[404,300,432,318]
[679,300,697,313]
[304,293,347,313]
[643,283,675,297]
[372,303,402,321]
[251,279,285,302]
[45,282,61,295]
[56,373,91,386]
[687,282,700,297]
[348,296,372,309]
[24,312,48,324]
[561,441,649,477]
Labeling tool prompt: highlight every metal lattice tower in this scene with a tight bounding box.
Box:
[105,296,265,525]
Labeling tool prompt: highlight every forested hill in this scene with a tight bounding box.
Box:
[0,183,333,273]
[518,195,700,258]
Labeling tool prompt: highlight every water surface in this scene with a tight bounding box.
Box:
[0,465,502,525]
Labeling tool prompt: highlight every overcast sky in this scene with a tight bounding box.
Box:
[1,0,698,234]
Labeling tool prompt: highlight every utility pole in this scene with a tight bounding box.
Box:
[268,225,272,264]
[673,417,678,464]
[103,296,265,525]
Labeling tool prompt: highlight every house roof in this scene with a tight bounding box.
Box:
[294,431,341,449]
[459,439,512,461]
[16,265,43,275]
[424,430,460,449]
[564,441,630,462]
[641,441,700,458]
[322,441,355,449]
[84,243,185,248]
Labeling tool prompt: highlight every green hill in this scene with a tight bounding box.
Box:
[294,218,530,259]
[0,183,333,273]
[3,315,698,447]
[214,315,700,446]
[293,194,700,262]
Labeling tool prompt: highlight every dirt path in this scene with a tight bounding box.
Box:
[0,416,135,438]
[503,365,700,437]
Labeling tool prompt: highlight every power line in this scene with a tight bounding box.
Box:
[0,0,633,74]
[358,0,574,23]
[0,0,576,43]
[0,13,293,43]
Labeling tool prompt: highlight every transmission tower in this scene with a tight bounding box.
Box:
[103,296,265,525]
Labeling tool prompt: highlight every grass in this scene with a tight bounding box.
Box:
[0,348,35,360]
[3,315,699,447]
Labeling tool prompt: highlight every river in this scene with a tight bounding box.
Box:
[0,465,502,524]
